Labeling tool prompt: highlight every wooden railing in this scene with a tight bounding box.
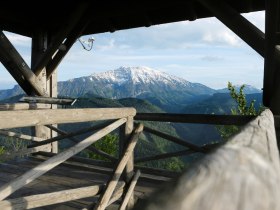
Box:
[132,109,280,210]
[1,104,279,209]
[0,107,143,210]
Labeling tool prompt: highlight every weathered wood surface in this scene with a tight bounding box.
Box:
[46,124,117,161]
[19,96,77,105]
[0,130,43,142]
[0,118,126,201]
[82,182,126,210]
[0,145,50,161]
[133,109,280,210]
[0,108,136,129]
[0,155,160,209]
[0,31,47,96]
[135,113,255,125]
[135,149,195,163]
[29,121,114,148]
[94,123,143,210]
[0,103,51,111]
[0,184,104,210]
[143,126,204,152]
[119,170,141,210]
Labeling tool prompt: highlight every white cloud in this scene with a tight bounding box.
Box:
[4,31,31,47]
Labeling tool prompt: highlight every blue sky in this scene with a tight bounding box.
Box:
[0,11,264,90]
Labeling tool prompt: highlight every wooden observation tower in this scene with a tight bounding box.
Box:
[0,0,279,209]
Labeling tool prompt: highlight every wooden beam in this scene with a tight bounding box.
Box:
[133,110,280,210]
[31,31,53,150]
[0,108,136,129]
[46,124,118,162]
[197,0,265,57]
[135,166,179,178]
[28,121,114,148]
[32,2,90,74]
[19,96,77,105]
[0,118,126,201]
[143,126,205,153]
[46,18,90,79]
[135,149,195,163]
[0,184,104,209]
[107,182,125,207]
[0,145,50,161]
[135,113,255,125]
[0,103,51,111]
[82,182,125,210]
[0,130,43,142]
[94,124,143,210]
[124,117,135,208]
[119,170,141,210]
[263,0,280,109]
[0,31,47,96]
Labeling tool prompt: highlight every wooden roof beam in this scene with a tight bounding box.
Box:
[197,0,265,57]
[46,18,90,79]
[32,2,90,75]
[0,31,47,96]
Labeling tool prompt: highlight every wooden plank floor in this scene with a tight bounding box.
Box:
[0,154,171,209]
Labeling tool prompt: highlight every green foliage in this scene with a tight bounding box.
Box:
[228,82,263,116]
[86,134,118,161]
[0,146,5,163]
[217,82,264,139]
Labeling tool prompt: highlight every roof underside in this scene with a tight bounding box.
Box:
[0,0,264,37]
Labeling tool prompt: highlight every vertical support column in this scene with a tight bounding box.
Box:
[119,116,134,209]
[264,0,280,114]
[31,31,58,153]
[125,116,134,209]
[50,70,58,153]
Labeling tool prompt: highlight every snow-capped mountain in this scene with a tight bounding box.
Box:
[58,66,215,99]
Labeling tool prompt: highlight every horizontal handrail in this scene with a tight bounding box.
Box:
[136,113,255,125]
[0,108,136,129]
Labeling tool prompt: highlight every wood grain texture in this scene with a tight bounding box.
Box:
[0,145,50,161]
[94,123,143,210]
[0,184,103,209]
[133,110,280,210]
[0,103,51,111]
[0,118,127,201]
[0,108,136,129]
[119,170,141,210]
[0,130,43,142]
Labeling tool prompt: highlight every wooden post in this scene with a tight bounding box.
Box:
[122,117,134,208]
[31,31,58,152]
[94,123,143,210]
[119,170,141,210]
[264,0,280,114]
